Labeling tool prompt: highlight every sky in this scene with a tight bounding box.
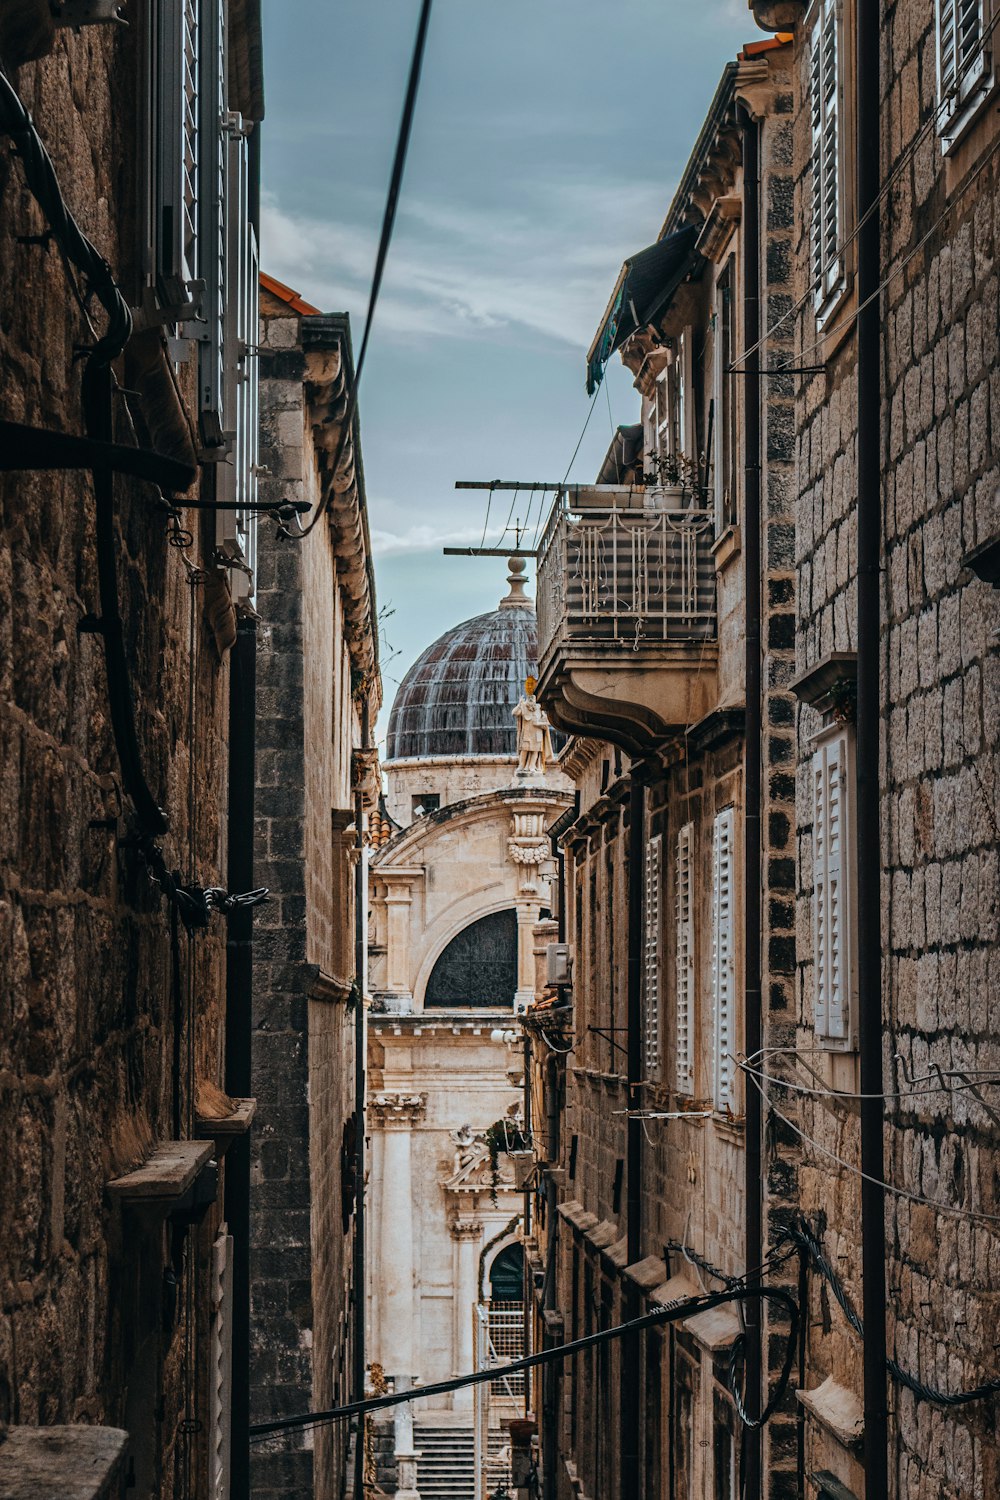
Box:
[259,0,758,744]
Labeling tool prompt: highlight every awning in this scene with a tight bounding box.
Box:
[586,224,700,394]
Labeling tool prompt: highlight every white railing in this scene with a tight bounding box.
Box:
[474,1300,526,1500]
[536,488,716,664]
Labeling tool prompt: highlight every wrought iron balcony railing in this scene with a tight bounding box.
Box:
[536,487,716,663]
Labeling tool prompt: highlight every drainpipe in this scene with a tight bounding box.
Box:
[856,0,889,1488]
[739,103,764,1500]
[621,774,645,1500]
[225,612,256,1500]
[353,696,371,1500]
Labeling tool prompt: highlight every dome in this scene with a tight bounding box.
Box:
[386,567,537,761]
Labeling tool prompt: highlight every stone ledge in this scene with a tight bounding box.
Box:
[681,1302,741,1351]
[106,1141,214,1202]
[796,1375,864,1451]
[0,1425,128,1500]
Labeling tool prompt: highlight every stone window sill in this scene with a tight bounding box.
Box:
[106,1141,214,1205]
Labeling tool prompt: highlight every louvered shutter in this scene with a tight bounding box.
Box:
[675,822,695,1096]
[810,0,843,311]
[209,1227,234,1500]
[937,0,988,136]
[157,0,200,297]
[712,807,736,1112]
[643,835,662,1080]
[812,729,855,1048]
[216,116,259,602]
[198,0,226,437]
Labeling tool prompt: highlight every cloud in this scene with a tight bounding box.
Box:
[259,168,670,352]
[368,520,498,556]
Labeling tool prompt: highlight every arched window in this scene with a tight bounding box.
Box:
[489,1244,524,1303]
[424,910,518,1009]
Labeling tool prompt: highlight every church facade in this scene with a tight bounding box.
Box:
[366,563,571,1498]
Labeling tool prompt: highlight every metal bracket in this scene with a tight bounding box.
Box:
[54,1,128,28]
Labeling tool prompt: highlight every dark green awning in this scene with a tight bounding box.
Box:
[586,224,700,395]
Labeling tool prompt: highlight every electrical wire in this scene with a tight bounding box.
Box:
[785,1219,1000,1408]
[248,1280,798,1442]
[738,1055,1000,1103]
[775,125,1000,373]
[744,1068,1000,1230]
[729,10,1000,370]
[295,0,433,539]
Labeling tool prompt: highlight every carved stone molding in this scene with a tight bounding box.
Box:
[369,1092,427,1128]
[450,1217,483,1241]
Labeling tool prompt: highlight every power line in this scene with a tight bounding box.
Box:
[744,1068,1000,1231]
[295,0,434,540]
[249,1280,798,1441]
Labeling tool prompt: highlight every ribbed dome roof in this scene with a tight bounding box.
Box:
[386,601,538,761]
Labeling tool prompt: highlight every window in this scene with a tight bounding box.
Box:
[411,793,440,818]
[424,909,518,1008]
[811,727,857,1049]
[711,807,736,1112]
[936,0,992,148]
[643,834,662,1081]
[675,822,695,1096]
[714,262,738,532]
[810,0,845,316]
[648,332,692,481]
[156,0,201,298]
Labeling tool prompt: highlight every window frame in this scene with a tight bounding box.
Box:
[936,0,994,151]
[713,259,739,533]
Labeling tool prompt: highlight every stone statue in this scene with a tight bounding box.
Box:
[513,676,553,778]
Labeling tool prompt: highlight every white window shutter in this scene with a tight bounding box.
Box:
[810,0,843,312]
[216,117,259,602]
[643,834,662,1080]
[937,0,988,142]
[198,0,226,436]
[157,0,200,295]
[675,822,695,1096]
[812,729,855,1048]
[712,807,736,1112]
[209,1227,234,1500]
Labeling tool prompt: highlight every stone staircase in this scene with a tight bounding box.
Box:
[414,1425,475,1500]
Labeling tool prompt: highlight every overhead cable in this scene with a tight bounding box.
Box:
[249,1279,798,1441]
[295,0,434,540]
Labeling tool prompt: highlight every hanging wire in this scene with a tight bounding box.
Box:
[744,1067,1000,1230]
[729,7,1000,369]
[295,0,434,540]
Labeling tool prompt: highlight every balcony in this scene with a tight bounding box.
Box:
[536,486,718,752]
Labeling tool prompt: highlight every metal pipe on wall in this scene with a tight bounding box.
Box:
[225,612,257,1500]
[353,697,371,1500]
[621,774,645,1500]
[856,0,890,1488]
[739,102,764,1500]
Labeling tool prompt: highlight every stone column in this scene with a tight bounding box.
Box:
[393,1376,421,1500]
[451,1218,482,1414]
[514,904,541,1012]
[507,799,554,1011]
[371,1093,427,1383]
[381,869,423,1009]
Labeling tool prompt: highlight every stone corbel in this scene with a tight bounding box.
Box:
[450,1217,483,1240]
[748,0,805,33]
[697,194,743,265]
[351,746,380,809]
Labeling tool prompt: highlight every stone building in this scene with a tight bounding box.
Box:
[746,0,1000,1494]
[0,3,263,1499]
[526,36,801,1500]
[249,277,381,1500]
[366,564,571,1499]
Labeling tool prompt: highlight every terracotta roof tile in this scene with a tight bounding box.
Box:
[259,270,322,316]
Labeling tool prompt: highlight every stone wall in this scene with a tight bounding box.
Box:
[251,291,369,1500]
[0,19,238,1500]
[787,0,1000,1491]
